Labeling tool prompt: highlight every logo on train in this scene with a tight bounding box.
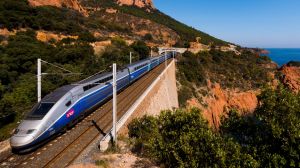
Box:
[66,109,75,118]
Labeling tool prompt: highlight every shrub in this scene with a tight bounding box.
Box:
[221,86,300,167]
[128,115,158,156]
[0,35,5,42]
[111,36,127,47]
[78,31,96,42]
[177,86,193,107]
[0,0,84,34]
[130,41,150,60]
[287,61,300,67]
[95,160,108,168]
[143,33,153,41]
[183,41,190,48]
[128,108,259,167]
[129,86,300,167]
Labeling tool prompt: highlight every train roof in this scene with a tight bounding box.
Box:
[129,58,151,66]
[126,58,155,69]
[41,72,112,103]
[41,55,165,103]
[77,72,112,85]
[42,85,76,103]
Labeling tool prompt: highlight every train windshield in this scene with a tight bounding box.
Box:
[26,102,55,120]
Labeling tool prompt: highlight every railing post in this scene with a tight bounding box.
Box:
[112,63,117,145]
[130,52,132,64]
[173,50,175,59]
[165,51,167,68]
[37,58,42,103]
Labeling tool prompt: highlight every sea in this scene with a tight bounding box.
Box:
[265,48,300,66]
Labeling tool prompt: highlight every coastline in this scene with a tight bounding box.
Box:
[263,48,300,66]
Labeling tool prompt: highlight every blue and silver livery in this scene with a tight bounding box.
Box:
[10,52,173,152]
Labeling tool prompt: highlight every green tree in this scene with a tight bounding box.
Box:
[128,108,258,167]
[0,82,4,98]
[78,31,96,42]
[111,36,127,48]
[143,33,153,41]
[130,41,150,60]
[183,41,190,48]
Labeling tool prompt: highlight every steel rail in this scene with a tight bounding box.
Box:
[42,61,169,168]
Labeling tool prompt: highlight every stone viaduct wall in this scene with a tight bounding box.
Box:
[119,60,178,135]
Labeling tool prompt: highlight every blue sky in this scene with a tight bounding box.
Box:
[153,0,300,48]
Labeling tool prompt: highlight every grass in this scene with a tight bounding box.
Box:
[95,159,109,168]
[103,142,121,154]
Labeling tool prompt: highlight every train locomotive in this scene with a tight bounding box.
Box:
[10,52,173,153]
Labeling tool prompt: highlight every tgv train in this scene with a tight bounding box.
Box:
[10,52,173,152]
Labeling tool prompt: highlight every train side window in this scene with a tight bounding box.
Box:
[83,85,89,91]
[65,101,72,107]
[25,102,55,120]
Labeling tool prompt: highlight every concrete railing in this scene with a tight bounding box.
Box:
[158,47,187,54]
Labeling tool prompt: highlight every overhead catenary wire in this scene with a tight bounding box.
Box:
[37,59,83,102]
[41,60,74,74]
[77,69,106,84]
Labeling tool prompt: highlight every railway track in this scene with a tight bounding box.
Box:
[0,60,172,168]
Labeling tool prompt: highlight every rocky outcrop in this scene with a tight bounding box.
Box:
[280,64,300,93]
[188,41,209,53]
[187,83,258,129]
[117,0,154,9]
[36,31,78,43]
[0,28,12,38]
[28,0,88,16]
[259,49,270,55]
[105,8,118,14]
[97,12,180,47]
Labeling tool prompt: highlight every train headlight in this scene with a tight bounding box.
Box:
[14,129,19,134]
[26,129,36,134]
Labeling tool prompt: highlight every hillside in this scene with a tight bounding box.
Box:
[0,0,228,140]
[28,0,88,16]
[0,0,278,142]
[0,0,299,167]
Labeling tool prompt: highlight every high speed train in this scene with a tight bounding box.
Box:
[10,52,173,153]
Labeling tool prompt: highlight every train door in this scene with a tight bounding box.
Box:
[148,62,151,71]
[73,88,85,110]
[64,93,76,121]
[46,93,73,134]
[129,67,135,83]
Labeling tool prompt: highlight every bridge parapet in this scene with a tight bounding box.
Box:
[158,47,187,54]
[99,60,178,151]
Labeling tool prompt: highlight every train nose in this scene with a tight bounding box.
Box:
[10,134,34,148]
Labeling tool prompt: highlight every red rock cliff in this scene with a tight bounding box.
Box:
[28,0,88,16]
[280,65,300,93]
[117,0,154,9]
[187,83,258,129]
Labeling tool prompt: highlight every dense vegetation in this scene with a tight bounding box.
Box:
[0,30,150,140]
[287,61,300,67]
[0,0,132,35]
[0,0,85,34]
[176,50,273,106]
[128,86,300,167]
